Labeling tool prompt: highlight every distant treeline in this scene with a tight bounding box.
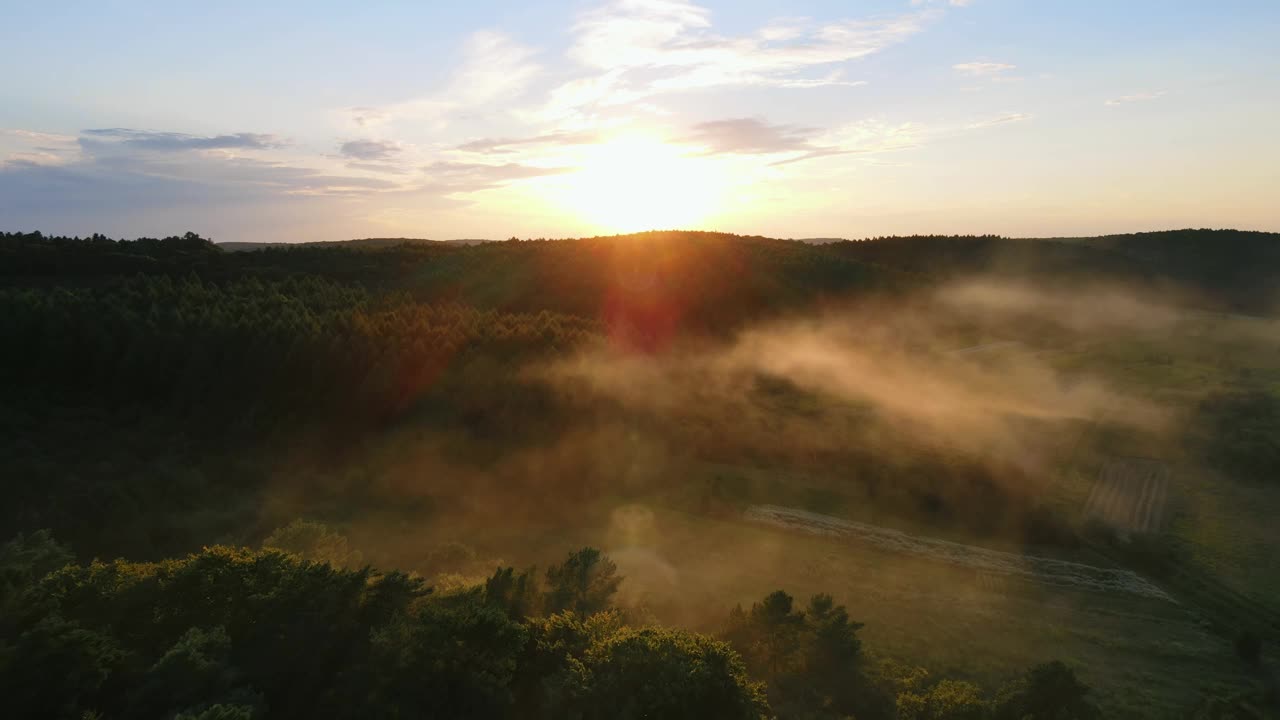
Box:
[6,228,1277,319]
[0,231,894,337]
[0,272,595,422]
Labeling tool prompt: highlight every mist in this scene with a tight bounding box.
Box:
[236,275,1280,637]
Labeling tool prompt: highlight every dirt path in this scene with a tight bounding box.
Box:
[744,504,1173,601]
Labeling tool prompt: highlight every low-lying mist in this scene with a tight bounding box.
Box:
[256,277,1278,627]
[545,279,1186,478]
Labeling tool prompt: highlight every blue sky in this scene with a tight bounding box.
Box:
[2,0,1277,242]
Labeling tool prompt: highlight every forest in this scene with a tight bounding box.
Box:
[3,228,1279,719]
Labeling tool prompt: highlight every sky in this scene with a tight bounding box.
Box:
[2,0,1278,243]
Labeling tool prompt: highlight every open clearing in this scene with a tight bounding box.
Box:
[745,504,1172,600]
[363,497,1247,717]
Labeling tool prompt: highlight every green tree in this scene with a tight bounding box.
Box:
[725,590,806,678]
[0,614,125,719]
[898,679,989,720]
[724,590,889,720]
[543,548,621,615]
[0,529,73,622]
[363,599,528,718]
[486,566,544,619]
[581,626,770,720]
[993,661,1099,720]
[262,519,362,568]
[129,626,258,719]
[519,610,770,720]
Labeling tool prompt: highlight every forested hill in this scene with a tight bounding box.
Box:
[218,237,491,251]
[4,228,1278,321]
[823,229,1280,313]
[0,230,899,337]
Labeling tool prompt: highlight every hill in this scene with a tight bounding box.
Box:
[218,237,492,251]
[824,229,1280,313]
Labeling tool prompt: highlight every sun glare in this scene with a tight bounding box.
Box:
[549,135,727,233]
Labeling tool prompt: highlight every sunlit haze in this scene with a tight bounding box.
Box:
[2,0,1278,242]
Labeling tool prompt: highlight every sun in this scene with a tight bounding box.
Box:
[547,134,728,233]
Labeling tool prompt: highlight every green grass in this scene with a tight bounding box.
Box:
[342,489,1248,717]
[291,310,1280,717]
[1166,467,1280,616]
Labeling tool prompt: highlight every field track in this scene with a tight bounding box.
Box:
[946,341,1024,356]
[1085,457,1169,533]
[744,505,1172,601]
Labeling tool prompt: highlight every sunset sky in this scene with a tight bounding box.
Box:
[2,0,1277,242]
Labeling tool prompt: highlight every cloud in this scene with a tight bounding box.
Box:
[1105,90,1167,106]
[349,107,389,128]
[776,112,1026,164]
[345,161,411,175]
[683,118,819,155]
[539,0,930,120]
[340,139,402,161]
[0,126,406,242]
[681,117,853,166]
[953,61,1015,76]
[817,119,925,157]
[347,31,541,127]
[456,130,602,154]
[965,112,1032,129]
[0,125,586,240]
[1,128,78,145]
[420,160,572,194]
[682,116,944,168]
[1,128,80,168]
[81,128,284,152]
[451,31,542,105]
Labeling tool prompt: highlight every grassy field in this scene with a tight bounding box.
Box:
[1043,315,1280,615]
[372,496,1246,717]
[1165,468,1280,614]
[325,310,1279,716]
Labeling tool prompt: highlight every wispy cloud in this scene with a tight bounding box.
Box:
[776,111,1026,166]
[347,31,541,128]
[953,61,1015,76]
[683,118,817,154]
[344,162,411,175]
[81,128,284,152]
[339,139,402,161]
[0,124,578,240]
[1,128,78,145]
[539,0,932,120]
[456,130,602,155]
[420,161,572,194]
[966,112,1032,129]
[681,118,851,166]
[1,125,401,230]
[0,128,80,168]
[817,119,925,158]
[1105,90,1167,106]
[683,116,938,168]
